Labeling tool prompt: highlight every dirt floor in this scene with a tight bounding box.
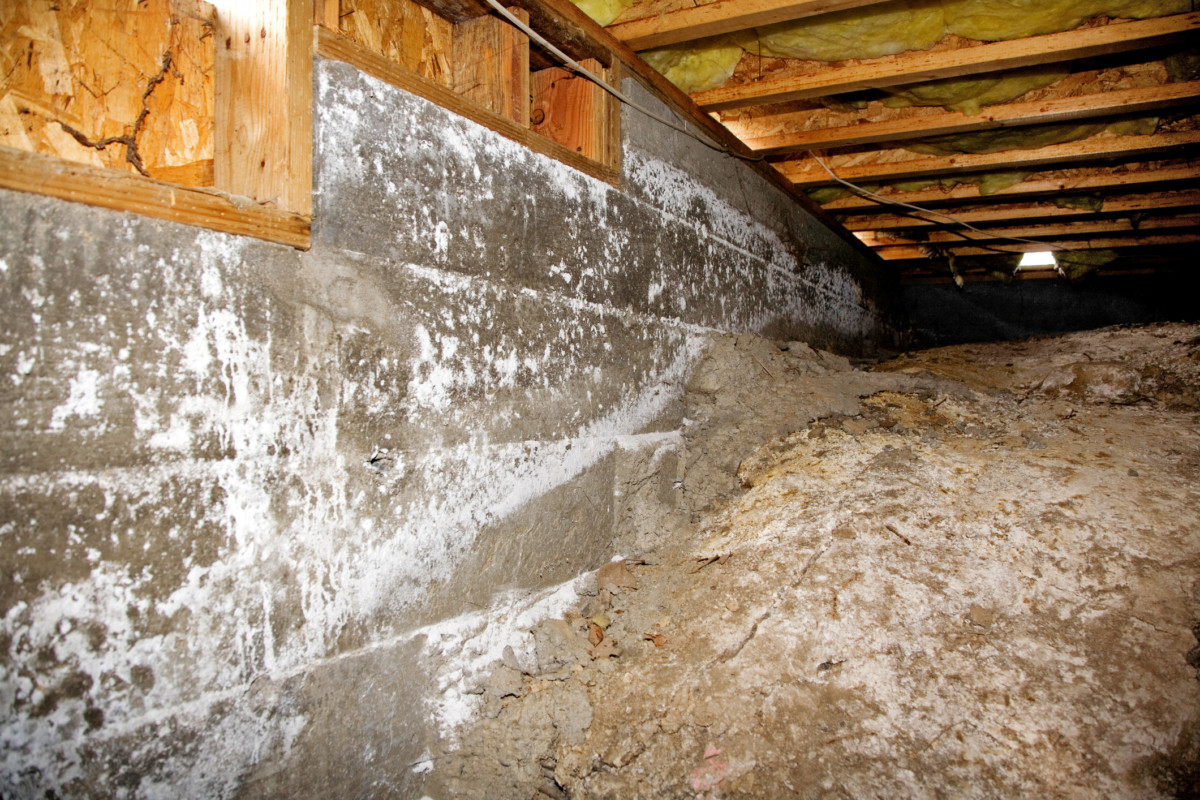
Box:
[422,323,1200,800]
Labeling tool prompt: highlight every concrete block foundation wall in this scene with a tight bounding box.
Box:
[0,58,901,798]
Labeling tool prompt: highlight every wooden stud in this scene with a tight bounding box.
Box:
[607,0,895,51]
[0,145,309,248]
[840,190,1200,231]
[315,0,340,28]
[874,233,1200,259]
[409,0,490,24]
[531,59,612,161]
[733,82,1200,154]
[453,7,531,126]
[692,12,1200,111]
[214,0,313,214]
[778,130,1200,186]
[857,214,1200,246]
[821,163,1200,211]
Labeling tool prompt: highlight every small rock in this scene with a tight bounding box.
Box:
[967,604,995,628]
[1034,361,1145,405]
[1022,430,1047,450]
[842,417,876,436]
[597,560,639,591]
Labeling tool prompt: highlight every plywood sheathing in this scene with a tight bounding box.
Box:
[0,0,216,186]
[341,0,454,86]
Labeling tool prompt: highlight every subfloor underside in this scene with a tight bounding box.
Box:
[425,323,1200,800]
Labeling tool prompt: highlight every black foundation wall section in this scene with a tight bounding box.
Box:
[903,273,1200,346]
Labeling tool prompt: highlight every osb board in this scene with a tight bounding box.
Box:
[340,0,454,87]
[0,0,216,187]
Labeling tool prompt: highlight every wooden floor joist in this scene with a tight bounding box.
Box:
[840,190,1200,230]
[692,12,1200,110]
[857,214,1200,246]
[821,162,1200,212]
[779,130,1200,186]
[606,0,895,51]
[732,82,1200,154]
[875,232,1200,259]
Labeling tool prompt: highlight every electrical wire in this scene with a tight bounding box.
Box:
[478,0,764,162]
[481,0,1083,267]
[807,153,1082,258]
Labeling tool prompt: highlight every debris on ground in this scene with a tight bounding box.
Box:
[424,323,1200,800]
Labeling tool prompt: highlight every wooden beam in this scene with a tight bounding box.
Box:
[531,59,615,162]
[842,190,1200,230]
[316,26,621,184]
[214,0,313,214]
[875,233,1200,259]
[822,163,1200,211]
[778,130,1200,186]
[453,7,531,125]
[692,12,1200,110]
[733,81,1200,154]
[0,145,310,248]
[607,0,894,51]
[492,0,883,263]
[315,0,339,28]
[857,214,1200,246]
[409,0,490,23]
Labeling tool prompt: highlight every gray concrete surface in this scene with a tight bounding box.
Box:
[0,58,901,798]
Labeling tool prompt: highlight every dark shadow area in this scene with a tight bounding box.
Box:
[903,270,1200,346]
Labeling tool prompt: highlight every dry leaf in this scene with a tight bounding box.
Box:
[588,623,603,646]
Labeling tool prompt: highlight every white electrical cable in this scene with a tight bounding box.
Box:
[478,0,761,160]
[807,154,1082,254]
[482,0,1086,262]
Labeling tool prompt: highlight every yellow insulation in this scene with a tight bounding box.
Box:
[745,0,945,62]
[640,39,745,95]
[943,0,1190,41]
[1057,248,1119,280]
[634,0,1188,96]
[882,66,1069,115]
[569,0,636,27]
[904,117,1157,155]
[805,170,1031,203]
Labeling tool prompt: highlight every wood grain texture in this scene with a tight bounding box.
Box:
[531,59,613,161]
[453,7,530,125]
[858,214,1200,246]
[341,0,453,85]
[778,130,1200,186]
[608,0,895,50]
[840,190,1200,230]
[733,81,1200,154]
[875,233,1200,259]
[821,162,1200,211]
[693,12,1200,110]
[213,0,312,214]
[0,0,216,185]
[0,144,310,247]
